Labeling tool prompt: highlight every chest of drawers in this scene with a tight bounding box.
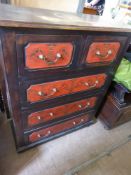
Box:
[0,5,130,152]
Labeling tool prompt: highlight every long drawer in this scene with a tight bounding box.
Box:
[27,73,107,103]
[23,96,97,129]
[28,113,94,143]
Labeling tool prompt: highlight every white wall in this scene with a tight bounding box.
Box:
[10,0,121,16]
[10,0,79,13]
[103,0,120,17]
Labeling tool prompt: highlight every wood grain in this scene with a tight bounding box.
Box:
[28,97,97,126]
[25,42,73,69]
[27,74,106,103]
[86,42,120,63]
[0,4,130,32]
[29,114,91,142]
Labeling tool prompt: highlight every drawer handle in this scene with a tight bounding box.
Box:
[37,116,41,120]
[78,104,82,108]
[96,49,112,58]
[38,53,62,65]
[38,54,44,60]
[86,102,90,108]
[37,88,57,97]
[37,91,44,96]
[49,112,54,117]
[84,80,99,88]
[73,119,85,126]
[78,102,90,109]
[37,130,51,138]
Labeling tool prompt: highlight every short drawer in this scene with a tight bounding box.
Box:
[16,34,82,78]
[86,42,120,64]
[27,97,97,127]
[27,73,106,103]
[25,43,73,69]
[28,113,93,143]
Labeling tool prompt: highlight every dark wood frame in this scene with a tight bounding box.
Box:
[0,26,130,152]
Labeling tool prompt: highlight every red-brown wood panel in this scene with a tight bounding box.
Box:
[86,42,120,63]
[29,114,91,142]
[28,97,97,126]
[27,74,106,103]
[25,43,73,69]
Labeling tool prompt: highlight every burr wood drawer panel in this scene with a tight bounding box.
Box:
[86,42,120,64]
[25,43,73,69]
[27,73,107,103]
[16,34,83,78]
[28,114,92,143]
[27,97,97,127]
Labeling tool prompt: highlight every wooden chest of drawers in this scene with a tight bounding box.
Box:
[0,5,130,152]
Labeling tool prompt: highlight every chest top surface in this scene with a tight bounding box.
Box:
[0,4,131,32]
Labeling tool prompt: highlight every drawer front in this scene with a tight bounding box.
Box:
[86,42,120,63]
[28,97,97,127]
[27,74,106,103]
[25,43,73,69]
[16,34,83,79]
[29,114,91,142]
